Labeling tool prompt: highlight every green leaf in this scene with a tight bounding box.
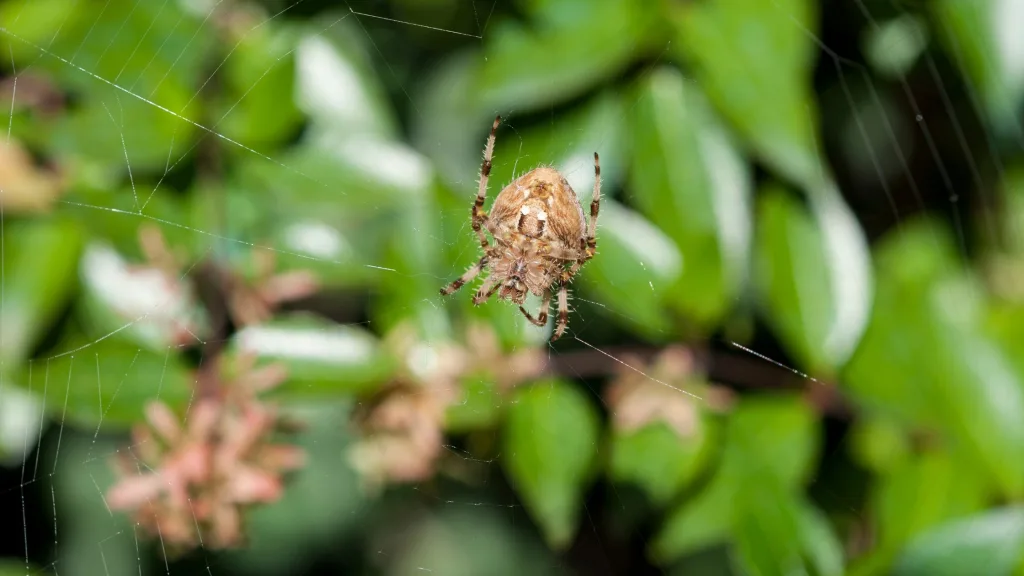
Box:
[478,0,659,112]
[0,0,81,63]
[932,0,1024,134]
[651,473,735,561]
[653,395,821,563]
[0,382,44,466]
[295,16,397,140]
[725,394,819,487]
[227,313,394,398]
[0,217,83,369]
[873,448,992,553]
[797,502,846,576]
[214,21,304,150]
[0,561,40,576]
[228,401,368,574]
[755,184,872,374]
[844,218,1024,497]
[629,67,752,330]
[77,241,210,352]
[22,337,193,428]
[502,379,600,549]
[412,50,492,194]
[52,435,138,576]
[65,184,194,260]
[848,416,912,474]
[445,371,503,433]
[862,14,929,79]
[731,480,807,576]
[383,507,560,576]
[582,200,682,340]
[670,0,821,189]
[487,91,626,204]
[19,0,212,175]
[608,418,717,506]
[892,507,1024,576]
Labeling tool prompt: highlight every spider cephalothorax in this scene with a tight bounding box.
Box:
[440,115,600,341]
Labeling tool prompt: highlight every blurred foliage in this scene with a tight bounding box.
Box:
[0,0,1022,574]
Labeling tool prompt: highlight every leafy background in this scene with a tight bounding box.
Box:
[0,0,1022,574]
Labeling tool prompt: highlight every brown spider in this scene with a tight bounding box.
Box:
[440,115,601,341]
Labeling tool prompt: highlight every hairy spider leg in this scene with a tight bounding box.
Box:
[552,283,571,341]
[440,256,488,296]
[519,291,552,327]
[587,152,601,253]
[562,152,602,284]
[473,273,502,305]
[471,115,501,250]
[549,152,599,341]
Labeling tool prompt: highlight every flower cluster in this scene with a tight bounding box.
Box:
[106,355,304,552]
[222,248,319,328]
[348,322,545,488]
[604,345,732,437]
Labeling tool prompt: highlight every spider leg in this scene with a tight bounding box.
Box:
[586,152,601,255]
[551,283,570,341]
[519,291,551,327]
[440,257,488,296]
[471,115,502,250]
[472,274,502,305]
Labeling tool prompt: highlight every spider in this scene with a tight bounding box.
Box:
[440,115,601,341]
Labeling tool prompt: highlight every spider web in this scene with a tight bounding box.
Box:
[0,0,1012,574]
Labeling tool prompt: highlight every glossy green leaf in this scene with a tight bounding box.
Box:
[862,14,929,79]
[845,218,1024,497]
[848,416,912,474]
[629,67,752,330]
[383,507,560,576]
[487,91,626,202]
[370,179,450,341]
[65,184,194,259]
[189,175,381,289]
[214,21,304,150]
[0,0,81,63]
[932,0,1024,133]
[797,502,846,576]
[0,382,44,466]
[755,184,872,374]
[892,507,1024,576]
[445,371,503,433]
[670,0,821,189]
[22,336,193,428]
[227,313,394,397]
[608,418,717,506]
[502,379,600,549]
[0,217,83,369]
[478,0,659,112]
[77,241,210,352]
[653,394,821,563]
[412,50,492,194]
[873,448,992,552]
[582,200,682,340]
[15,0,212,175]
[0,561,40,576]
[53,435,138,575]
[725,394,820,487]
[651,472,735,561]
[295,16,397,140]
[731,480,842,576]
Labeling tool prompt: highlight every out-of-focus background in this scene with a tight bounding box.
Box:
[0,0,1022,574]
